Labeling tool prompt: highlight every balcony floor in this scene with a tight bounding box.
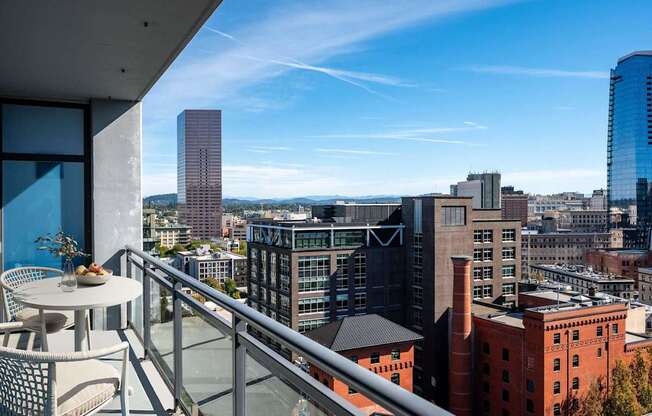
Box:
[4,328,173,415]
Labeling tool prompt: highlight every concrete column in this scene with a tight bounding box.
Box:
[449,255,472,416]
[91,99,142,330]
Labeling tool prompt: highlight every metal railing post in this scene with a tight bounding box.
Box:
[143,260,151,360]
[125,249,132,326]
[173,282,183,411]
[233,314,247,416]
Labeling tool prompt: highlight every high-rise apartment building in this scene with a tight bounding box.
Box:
[607,51,652,246]
[402,196,520,403]
[177,109,222,240]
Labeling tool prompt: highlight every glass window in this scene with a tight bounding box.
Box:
[441,206,466,226]
[553,333,561,344]
[482,342,490,354]
[297,255,330,292]
[527,399,534,413]
[334,230,365,247]
[572,377,579,390]
[473,268,483,280]
[391,373,400,385]
[526,379,534,393]
[354,253,366,288]
[370,352,380,364]
[502,389,509,402]
[502,229,516,242]
[502,265,516,278]
[483,285,493,298]
[354,293,366,309]
[473,286,482,299]
[502,283,515,295]
[413,286,423,306]
[279,254,290,293]
[2,104,84,155]
[572,354,579,368]
[350,355,358,363]
[294,231,330,249]
[502,369,510,383]
[336,254,349,290]
[298,296,329,314]
[3,161,85,269]
[502,247,516,260]
[554,403,561,415]
[572,330,579,341]
[553,358,560,372]
[613,323,619,334]
[391,348,401,361]
[336,294,348,311]
[553,381,560,394]
[502,348,509,361]
[597,348,602,358]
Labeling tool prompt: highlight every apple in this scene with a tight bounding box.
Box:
[75,265,87,275]
[89,263,102,273]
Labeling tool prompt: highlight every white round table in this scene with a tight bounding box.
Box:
[13,276,142,351]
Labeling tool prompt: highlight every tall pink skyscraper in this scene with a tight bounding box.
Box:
[177,109,222,240]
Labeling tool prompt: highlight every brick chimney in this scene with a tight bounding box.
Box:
[449,256,473,416]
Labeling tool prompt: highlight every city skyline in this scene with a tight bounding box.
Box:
[142,0,652,198]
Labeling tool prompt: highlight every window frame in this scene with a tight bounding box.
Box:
[0,98,93,267]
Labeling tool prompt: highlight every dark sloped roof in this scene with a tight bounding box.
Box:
[304,314,423,352]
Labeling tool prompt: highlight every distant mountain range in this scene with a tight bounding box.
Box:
[143,193,401,208]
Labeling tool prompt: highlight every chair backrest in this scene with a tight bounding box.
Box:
[0,347,55,415]
[0,267,63,322]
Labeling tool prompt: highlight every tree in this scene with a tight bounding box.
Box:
[578,378,604,416]
[604,361,641,416]
[630,351,652,412]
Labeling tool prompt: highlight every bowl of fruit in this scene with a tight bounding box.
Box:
[75,263,113,285]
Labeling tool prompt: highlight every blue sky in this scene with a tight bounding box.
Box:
[142,0,652,198]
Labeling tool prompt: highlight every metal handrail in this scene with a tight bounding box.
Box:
[125,245,450,416]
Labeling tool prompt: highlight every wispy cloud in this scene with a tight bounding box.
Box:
[315,148,397,156]
[460,65,609,79]
[248,145,292,151]
[145,0,517,117]
[312,123,487,146]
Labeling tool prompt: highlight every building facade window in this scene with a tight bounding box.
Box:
[298,296,330,314]
[554,403,561,415]
[502,370,510,383]
[473,268,482,280]
[572,354,579,368]
[354,253,367,288]
[370,352,380,364]
[298,255,330,292]
[354,293,366,309]
[572,377,579,390]
[553,333,561,344]
[336,254,349,290]
[502,229,516,242]
[269,252,277,289]
[391,373,400,385]
[553,381,560,395]
[336,294,349,311]
[501,247,516,260]
[483,285,493,298]
[473,286,482,299]
[502,265,516,278]
[553,358,560,372]
[391,348,401,361]
[502,348,509,361]
[298,318,329,333]
[597,326,603,336]
[613,323,619,334]
[526,379,534,393]
[502,283,515,296]
[279,254,290,293]
[502,389,509,402]
[413,308,422,327]
[413,286,423,306]
[441,206,466,226]
[572,330,579,341]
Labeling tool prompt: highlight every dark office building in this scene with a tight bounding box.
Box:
[246,207,405,335]
[402,196,520,404]
[452,172,501,209]
[607,51,652,247]
[177,109,222,240]
[311,202,401,225]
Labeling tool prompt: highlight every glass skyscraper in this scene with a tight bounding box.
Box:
[607,51,652,246]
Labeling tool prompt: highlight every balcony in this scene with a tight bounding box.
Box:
[2,246,449,415]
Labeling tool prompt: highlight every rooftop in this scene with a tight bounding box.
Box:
[532,264,635,283]
[618,50,652,64]
[304,314,423,352]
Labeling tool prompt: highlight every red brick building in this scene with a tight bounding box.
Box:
[585,248,652,282]
[449,256,652,416]
[304,314,422,415]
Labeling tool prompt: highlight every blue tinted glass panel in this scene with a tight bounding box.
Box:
[2,104,84,155]
[2,161,85,269]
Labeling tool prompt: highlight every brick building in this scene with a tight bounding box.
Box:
[444,256,652,416]
[521,231,611,278]
[304,314,422,415]
[585,248,652,283]
[402,196,521,403]
[501,187,528,226]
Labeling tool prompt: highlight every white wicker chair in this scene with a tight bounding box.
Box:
[0,267,91,351]
[0,322,130,415]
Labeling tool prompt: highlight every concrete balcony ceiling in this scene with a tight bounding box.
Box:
[0,0,221,102]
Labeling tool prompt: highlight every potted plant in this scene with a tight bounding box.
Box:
[35,231,88,292]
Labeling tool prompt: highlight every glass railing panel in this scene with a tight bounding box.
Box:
[129,259,144,336]
[179,299,233,414]
[149,278,174,382]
